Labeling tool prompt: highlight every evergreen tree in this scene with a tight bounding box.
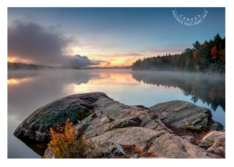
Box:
[192,41,201,49]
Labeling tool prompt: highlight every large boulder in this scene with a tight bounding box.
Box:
[149,100,215,129]
[14,92,110,142]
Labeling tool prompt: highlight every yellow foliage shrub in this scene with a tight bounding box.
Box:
[45,119,95,158]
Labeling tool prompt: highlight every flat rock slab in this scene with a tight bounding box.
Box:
[149,100,212,129]
[147,133,217,158]
[90,127,217,158]
[202,131,225,142]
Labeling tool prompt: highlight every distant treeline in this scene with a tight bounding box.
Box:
[132,34,225,73]
[85,66,131,70]
[8,62,81,70]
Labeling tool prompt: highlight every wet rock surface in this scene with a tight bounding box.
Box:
[14,92,223,158]
[208,119,224,131]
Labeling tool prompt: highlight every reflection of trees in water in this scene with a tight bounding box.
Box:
[8,71,42,80]
[132,71,225,112]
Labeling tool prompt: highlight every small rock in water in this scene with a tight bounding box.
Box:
[209,120,223,131]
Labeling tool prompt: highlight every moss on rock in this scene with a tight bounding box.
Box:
[27,104,90,127]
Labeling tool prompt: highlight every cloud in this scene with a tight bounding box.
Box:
[8,21,107,67]
[94,52,143,58]
[105,62,111,67]
[8,21,72,64]
[65,54,111,68]
[124,56,139,65]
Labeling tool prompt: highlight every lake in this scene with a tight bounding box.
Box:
[8,69,225,158]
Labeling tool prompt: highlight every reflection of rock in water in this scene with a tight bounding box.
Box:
[132,71,225,112]
[17,137,48,156]
[25,142,48,156]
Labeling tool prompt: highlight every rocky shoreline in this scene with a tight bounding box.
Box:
[14,92,225,158]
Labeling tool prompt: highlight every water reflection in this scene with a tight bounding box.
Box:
[132,71,225,112]
[8,70,225,158]
[8,70,101,121]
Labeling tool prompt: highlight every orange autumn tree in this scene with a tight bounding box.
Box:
[201,43,207,49]
[210,46,218,64]
[193,49,198,60]
[46,119,95,158]
[219,49,225,64]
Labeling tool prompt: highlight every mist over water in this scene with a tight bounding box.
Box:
[8,69,225,158]
[132,71,225,112]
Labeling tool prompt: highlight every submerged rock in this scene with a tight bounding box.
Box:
[209,120,224,131]
[149,100,213,129]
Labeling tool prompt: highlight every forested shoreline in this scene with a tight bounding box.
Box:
[7,62,81,70]
[131,34,225,73]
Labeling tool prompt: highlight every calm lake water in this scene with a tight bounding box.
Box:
[8,69,225,158]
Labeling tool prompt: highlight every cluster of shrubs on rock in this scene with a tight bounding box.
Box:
[45,119,95,158]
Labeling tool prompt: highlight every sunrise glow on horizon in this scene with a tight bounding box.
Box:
[8,8,225,67]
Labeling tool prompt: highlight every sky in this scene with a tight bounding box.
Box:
[7,7,225,67]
